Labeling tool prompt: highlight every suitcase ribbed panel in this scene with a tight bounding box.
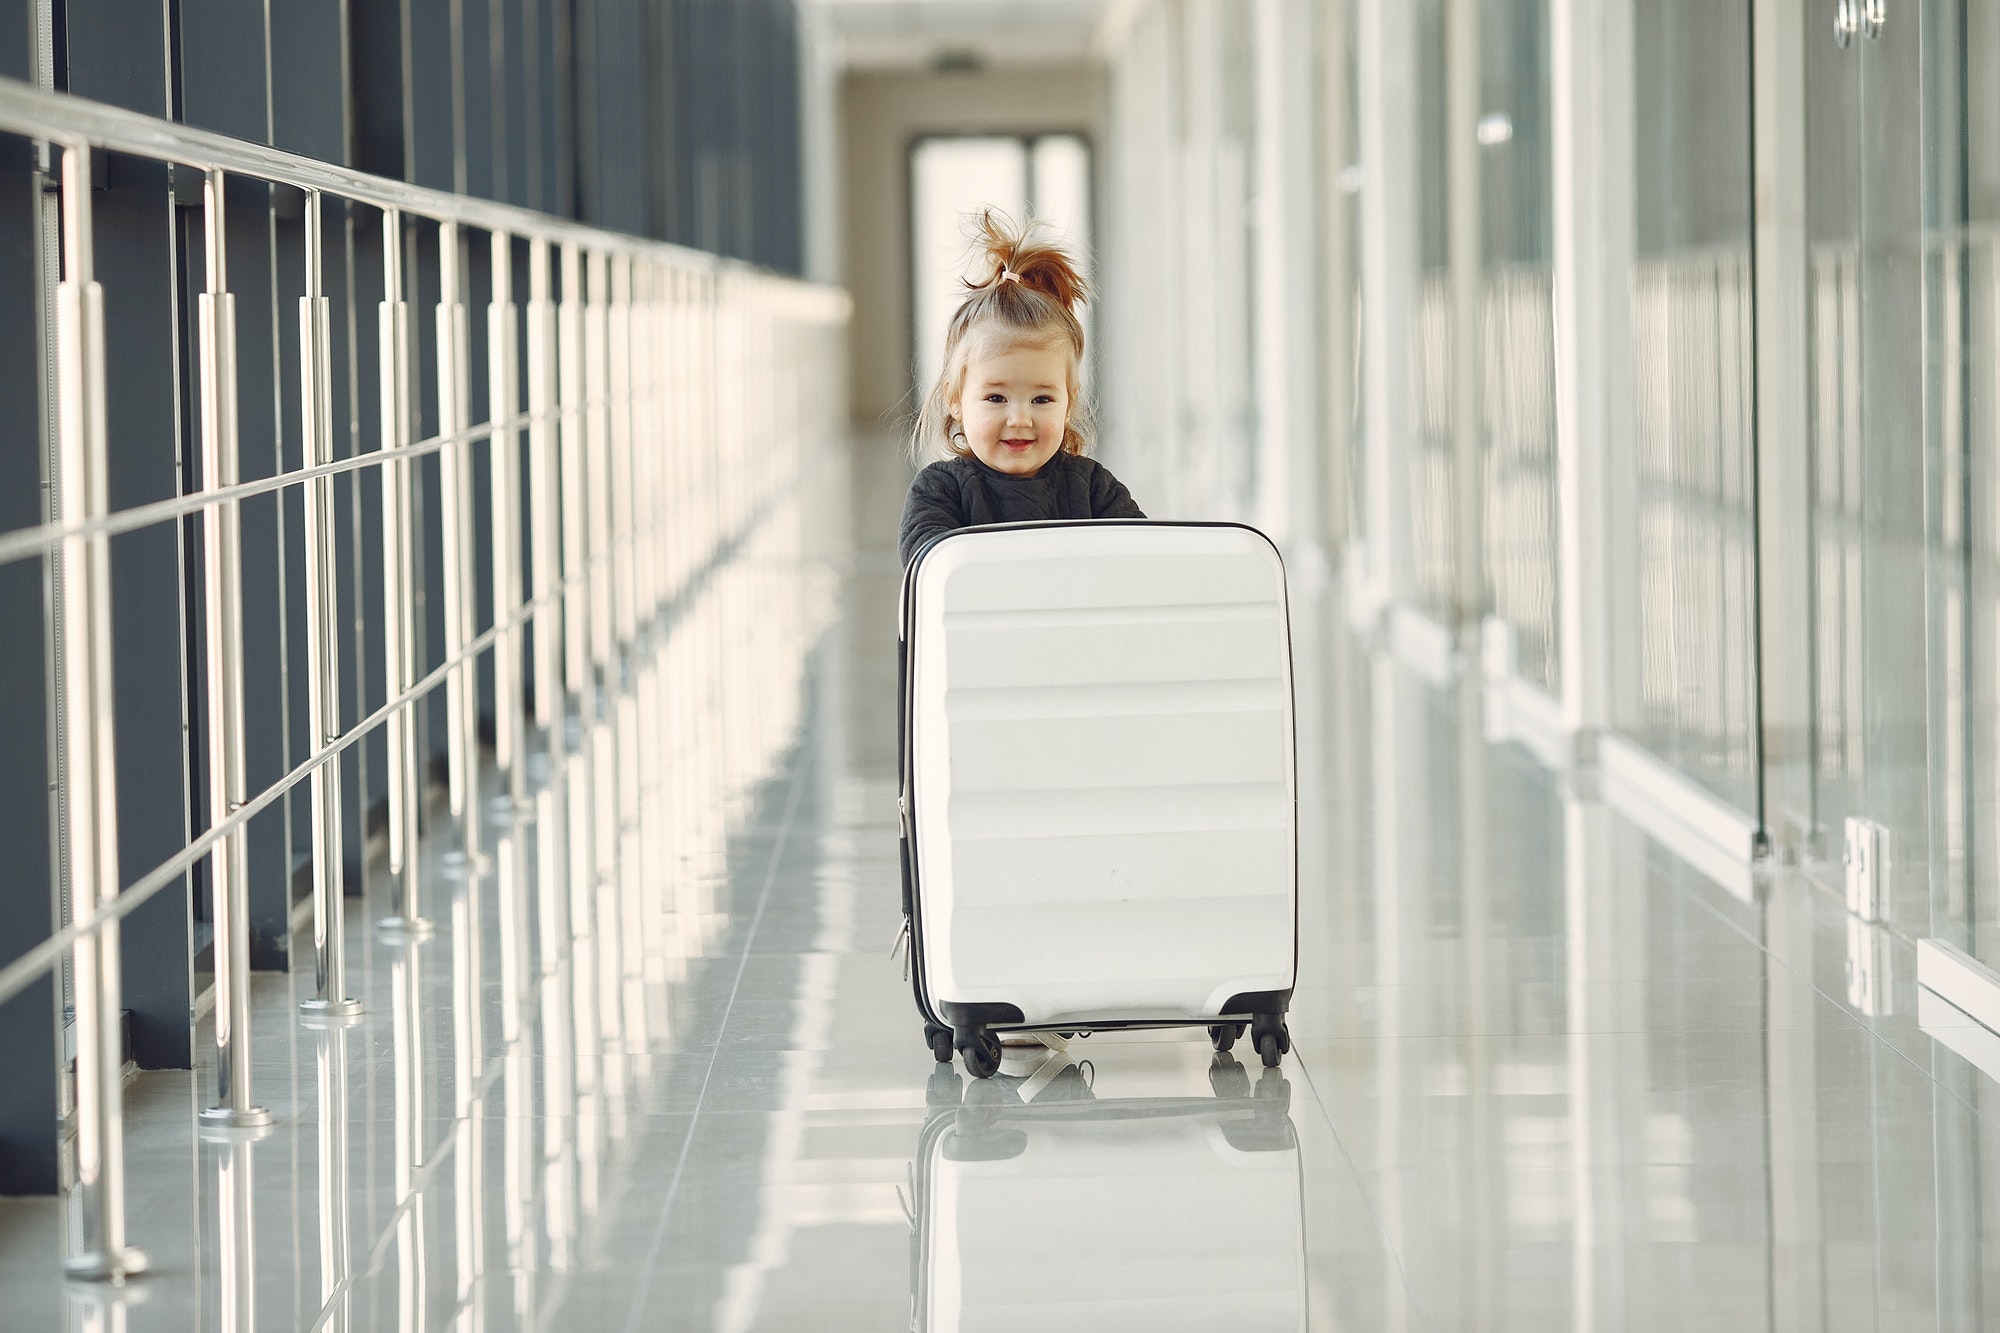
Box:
[910,524,1296,1025]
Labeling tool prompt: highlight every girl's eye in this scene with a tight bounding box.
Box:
[1033,395,1055,405]
[984,394,1005,404]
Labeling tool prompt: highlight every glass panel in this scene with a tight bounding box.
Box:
[1316,0,1364,551]
[1409,0,1456,618]
[1618,0,1760,813]
[1859,0,1928,936]
[1478,0,1558,692]
[1212,13,1259,518]
[1925,4,2000,958]
[1804,2,1930,934]
[1803,1,1865,867]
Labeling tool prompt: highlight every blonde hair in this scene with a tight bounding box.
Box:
[912,210,1094,464]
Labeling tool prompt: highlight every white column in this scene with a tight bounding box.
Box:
[1455,669,1500,1325]
[1187,0,1254,524]
[1764,881,1827,1324]
[1752,0,1813,853]
[1562,795,1646,1331]
[1356,0,1419,611]
[1319,0,1357,555]
[1253,0,1324,554]
[1550,0,1635,743]
[1448,0,1486,625]
[1101,0,1186,517]
[1370,650,1428,1333]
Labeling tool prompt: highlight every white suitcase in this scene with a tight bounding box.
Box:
[898,521,1297,1077]
[910,1059,1308,1331]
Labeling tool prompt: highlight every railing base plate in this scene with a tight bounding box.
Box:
[198,1105,273,1131]
[299,997,363,1022]
[63,1246,148,1283]
[377,915,436,939]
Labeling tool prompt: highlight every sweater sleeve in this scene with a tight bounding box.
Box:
[898,463,967,567]
[1088,461,1146,520]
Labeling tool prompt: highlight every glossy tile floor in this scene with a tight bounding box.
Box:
[8,443,2000,1329]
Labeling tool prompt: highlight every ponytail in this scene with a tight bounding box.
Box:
[912,210,1094,464]
[968,208,1090,311]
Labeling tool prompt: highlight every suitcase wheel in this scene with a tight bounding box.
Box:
[1208,1023,1247,1053]
[956,1029,1003,1079]
[1251,1015,1291,1069]
[925,1022,954,1064]
[1209,1052,1253,1099]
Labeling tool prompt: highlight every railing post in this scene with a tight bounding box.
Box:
[605,255,640,931]
[628,262,652,630]
[639,262,664,625]
[311,1019,355,1331]
[450,794,485,1314]
[55,138,148,1283]
[535,772,577,1269]
[585,251,613,694]
[525,238,560,743]
[711,270,730,552]
[615,264,648,1055]
[488,230,526,811]
[299,189,361,1020]
[436,220,483,874]
[628,260,667,1040]
[378,206,431,937]
[609,255,636,656]
[558,244,589,725]
[211,1129,259,1329]
[195,167,272,1133]
[495,809,537,1322]
[387,943,430,1325]
[665,266,688,603]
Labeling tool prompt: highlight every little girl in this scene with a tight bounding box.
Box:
[898,211,1143,567]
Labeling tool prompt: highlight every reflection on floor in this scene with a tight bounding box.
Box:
[6,444,2000,1329]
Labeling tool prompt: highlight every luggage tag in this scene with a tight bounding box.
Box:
[890,916,912,980]
[1016,1050,1070,1102]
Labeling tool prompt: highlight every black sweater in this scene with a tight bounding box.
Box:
[897,451,1146,566]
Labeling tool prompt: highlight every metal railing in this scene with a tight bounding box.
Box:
[0,77,848,1281]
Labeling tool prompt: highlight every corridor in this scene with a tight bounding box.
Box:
[11,1,2000,1326]
[1,437,1987,1330]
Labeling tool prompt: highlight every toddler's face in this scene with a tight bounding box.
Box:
[951,343,1070,477]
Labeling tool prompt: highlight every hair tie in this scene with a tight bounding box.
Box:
[1000,268,1020,284]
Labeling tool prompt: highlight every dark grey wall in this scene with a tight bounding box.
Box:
[0,0,805,1194]
[0,129,55,1194]
[0,0,56,1198]
[648,0,803,270]
[344,0,805,269]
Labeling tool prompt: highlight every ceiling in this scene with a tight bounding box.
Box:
[804,0,1123,72]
